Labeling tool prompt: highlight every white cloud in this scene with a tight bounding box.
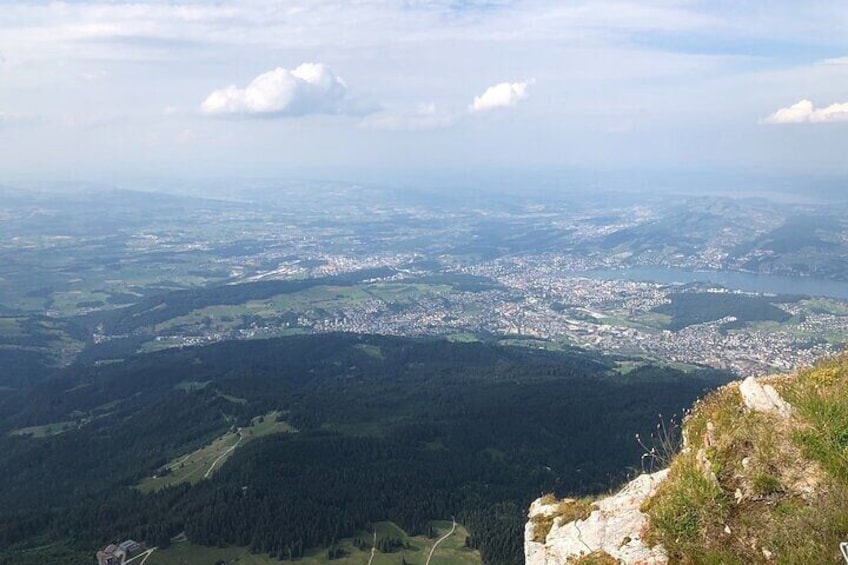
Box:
[0,1,722,59]
[470,81,530,112]
[80,69,107,82]
[819,56,848,66]
[5,1,848,175]
[360,103,456,131]
[0,111,30,127]
[201,63,362,117]
[763,99,848,124]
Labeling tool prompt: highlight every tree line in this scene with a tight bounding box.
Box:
[0,333,731,564]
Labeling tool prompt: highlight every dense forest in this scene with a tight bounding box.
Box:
[654,291,792,330]
[78,267,398,336]
[0,334,731,564]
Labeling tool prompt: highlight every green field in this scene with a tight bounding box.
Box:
[0,317,25,337]
[148,282,460,339]
[137,411,295,493]
[146,544,278,565]
[353,343,384,359]
[217,391,248,404]
[628,311,673,329]
[147,521,480,565]
[242,412,296,440]
[801,297,848,316]
[365,283,453,304]
[151,285,377,335]
[49,289,112,313]
[445,333,480,343]
[10,420,75,438]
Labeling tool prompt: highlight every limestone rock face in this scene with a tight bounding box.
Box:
[523,371,848,564]
[525,470,669,565]
[739,376,793,419]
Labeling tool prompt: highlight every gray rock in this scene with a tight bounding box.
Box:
[739,377,793,419]
[525,470,669,565]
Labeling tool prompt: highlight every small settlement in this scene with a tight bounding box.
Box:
[95,540,142,565]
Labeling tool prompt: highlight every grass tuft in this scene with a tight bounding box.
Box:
[531,498,598,543]
[643,457,727,551]
[784,356,848,483]
[568,550,620,564]
[645,354,848,564]
[636,414,682,473]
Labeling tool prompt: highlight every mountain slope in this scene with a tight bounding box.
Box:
[526,354,848,564]
[0,334,730,565]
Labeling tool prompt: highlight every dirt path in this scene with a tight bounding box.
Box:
[366,530,377,565]
[203,434,242,479]
[123,547,156,564]
[425,518,456,565]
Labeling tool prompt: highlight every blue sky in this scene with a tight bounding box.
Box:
[1,0,848,183]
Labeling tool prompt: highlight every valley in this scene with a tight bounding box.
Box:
[0,334,730,565]
[4,1,848,562]
[0,184,847,565]
[146,520,478,565]
[2,186,848,384]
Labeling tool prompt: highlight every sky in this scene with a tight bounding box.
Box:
[2,0,848,183]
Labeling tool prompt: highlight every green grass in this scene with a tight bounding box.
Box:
[48,290,112,313]
[137,411,294,493]
[644,457,728,550]
[174,380,212,391]
[10,421,75,438]
[645,355,848,564]
[364,283,453,304]
[216,391,248,404]
[147,521,480,565]
[530,498,598,543]
[149,285,376,336]
[139,338,185,353]
[11,397,123,438]
[137,430,241,492]
[783,357,848,482]
[145,543,279,565]
[354,343,384,359]
[243,412,296,439]
[570,552,619,565]
[496,337,563,351]
[445,333,480,343]
[800,298,848,317]
[0,317,25,337]
[613,360,642,375]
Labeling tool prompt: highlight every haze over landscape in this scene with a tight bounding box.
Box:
[2,0,848,181]
[3,2,848,565]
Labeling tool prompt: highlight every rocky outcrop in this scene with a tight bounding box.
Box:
[525,471,669,565]
[524,370,825,565]
[738,376,793,419]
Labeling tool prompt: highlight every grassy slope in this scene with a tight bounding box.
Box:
[644,354,848,564]
[147,521,480,565]
[137,411,294,493]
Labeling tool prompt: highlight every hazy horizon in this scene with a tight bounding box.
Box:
[2,1,848,181]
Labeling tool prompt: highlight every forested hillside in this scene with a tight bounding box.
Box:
[0,334,731,565]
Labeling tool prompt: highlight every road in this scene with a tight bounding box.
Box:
[366,530,376,565]
[203,433,242,479]
[425,518,457,565]
[123,547,156,565]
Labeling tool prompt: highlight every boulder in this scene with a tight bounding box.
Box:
[525,470,669,565]
[739,377,793,419]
